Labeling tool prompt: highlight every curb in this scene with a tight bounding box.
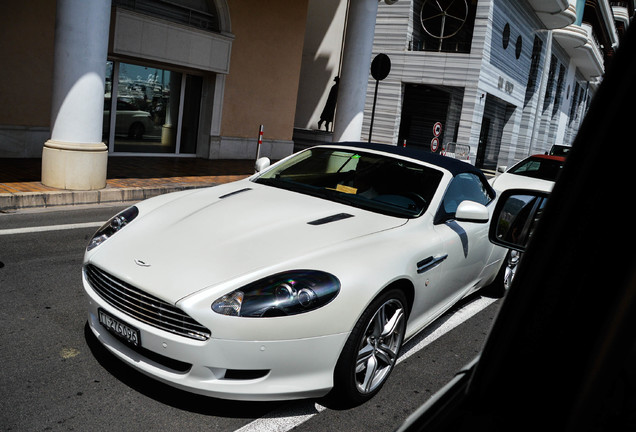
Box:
[0,184,213,212]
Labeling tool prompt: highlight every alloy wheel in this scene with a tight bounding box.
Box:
[503,250,521,291]
[354,298,405,394]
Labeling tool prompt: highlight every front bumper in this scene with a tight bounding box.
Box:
[84,277,349,401]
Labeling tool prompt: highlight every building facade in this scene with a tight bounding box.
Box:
[1,0,311,189]
[2,0,310,159]
[1,0,633,190]
[356,0,632,171]
[2,0,389,190]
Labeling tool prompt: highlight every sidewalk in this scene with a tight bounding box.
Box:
[0,157,255,211]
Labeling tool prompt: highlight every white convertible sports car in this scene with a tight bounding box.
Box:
[82,142,507,405]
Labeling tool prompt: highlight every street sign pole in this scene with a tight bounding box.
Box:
[368,54,391,143]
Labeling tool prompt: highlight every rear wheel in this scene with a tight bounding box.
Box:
[503,250,521,291]
[331,289,407,406]
[128,122,145,140]
[482,249,519,298]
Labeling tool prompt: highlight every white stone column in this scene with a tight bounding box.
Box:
[333,0,379,142]
[42,0,112,190]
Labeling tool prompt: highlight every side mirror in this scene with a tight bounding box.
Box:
[456,200,489,223]
[254,157,271,173]
[489,189,550,252]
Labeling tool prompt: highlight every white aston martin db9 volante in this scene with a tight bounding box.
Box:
[82,142,507,405]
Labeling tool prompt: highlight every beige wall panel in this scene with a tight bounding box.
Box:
[112,9,233,74]
[0,0,55,127]
[221,0,308,140]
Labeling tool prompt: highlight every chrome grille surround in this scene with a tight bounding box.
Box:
[84,264,211,341]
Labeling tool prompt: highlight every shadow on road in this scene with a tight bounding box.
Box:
[84,322,283,418]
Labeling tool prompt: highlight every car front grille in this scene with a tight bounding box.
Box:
[84,264,211,341]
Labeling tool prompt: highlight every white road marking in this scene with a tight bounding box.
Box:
[235,296,497,432]
[0,222,103,236]
[236,402,326,432]
[397,296,497,365]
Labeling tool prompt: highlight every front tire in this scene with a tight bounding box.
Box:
[331,289,407,406]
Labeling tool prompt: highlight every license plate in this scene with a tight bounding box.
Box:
[98,308,141,347]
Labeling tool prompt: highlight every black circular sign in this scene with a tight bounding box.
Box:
[371,54,391,81]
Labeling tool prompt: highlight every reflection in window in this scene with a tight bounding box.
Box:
[495,194,547,247]
[103,61,202,155]
[180,75,203,154]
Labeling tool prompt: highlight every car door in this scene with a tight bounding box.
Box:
[406,224,450,334]
[433,173,494,301]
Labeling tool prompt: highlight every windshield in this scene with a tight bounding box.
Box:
[253,148,443,218]
[508,156,565,182]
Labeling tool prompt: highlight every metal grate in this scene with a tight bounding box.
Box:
[85,264,211,341]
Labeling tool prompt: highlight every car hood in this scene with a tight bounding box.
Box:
[490,173,555,193]
[88,181,406,303]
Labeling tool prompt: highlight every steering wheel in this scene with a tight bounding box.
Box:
[401,192,428,210]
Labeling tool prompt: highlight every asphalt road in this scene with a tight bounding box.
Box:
[0,204,501,431]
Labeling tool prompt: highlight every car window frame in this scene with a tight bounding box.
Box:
[507,155,565,182]
[434,172,494,224]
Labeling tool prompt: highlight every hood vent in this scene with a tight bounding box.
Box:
[219,188,252,199]
[308,213,354,226]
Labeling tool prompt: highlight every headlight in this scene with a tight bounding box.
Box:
[87,206,139,251]
[211,270,340,317]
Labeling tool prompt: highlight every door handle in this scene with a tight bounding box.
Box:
[417,254,448,274]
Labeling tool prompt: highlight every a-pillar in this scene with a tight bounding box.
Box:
[42,0,112,190]
[333,0,379,142]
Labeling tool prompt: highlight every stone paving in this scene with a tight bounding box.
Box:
[0,157,255,211]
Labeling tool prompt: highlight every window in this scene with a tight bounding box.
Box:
[103,61,203,155]
[502,23,510,49]
[508,156,565,182]
[515,35,523,59]
[255,148,444,218]
[524,36,543,107]
[436,173,492,223]
[410,0,478,53]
